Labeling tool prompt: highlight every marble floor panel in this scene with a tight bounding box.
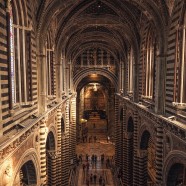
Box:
[76,133,115,186]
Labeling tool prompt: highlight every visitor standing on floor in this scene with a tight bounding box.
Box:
[90,173,93,183]
[93,174,97,184]
[99,176,103,185]
[83,163,86,173]
[86,178,90,186]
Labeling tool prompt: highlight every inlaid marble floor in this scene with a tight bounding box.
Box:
[76,134,115,186]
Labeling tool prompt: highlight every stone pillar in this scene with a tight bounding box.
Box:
[137,150,148,186]
[63,58,68,94]
[133,110,139,185]
[76,92,80,141]
[47,151,57,186]
[123,132,133,185]
[155,125,164,185]
[56,58,62,101]
[38,53,47,114]
[155,56,166,114]
[123,63,128,96]
[61,100,70,186]
[56,108,62,183]
[119,103,124,169]
[65,65,69,94]
[133,59,139,103]
[62,56,65,93]
[70,96,77,164]
[39,119,47,184]
[115,96,120,167]
[122,104,127,184]
[108,93,115,139]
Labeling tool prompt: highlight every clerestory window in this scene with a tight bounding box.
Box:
[10,1,32,108]
[142,26,155,100]
[173,11,186,108]
[46,33,55,97]
[127,47,134,94]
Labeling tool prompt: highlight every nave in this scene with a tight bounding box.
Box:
[76,133,115,186]
[0,0,186,186]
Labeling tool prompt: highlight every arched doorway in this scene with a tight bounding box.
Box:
[167,163,185,186]
[20,160,37,185]
[81,83,108,141]
[139,130,156,185]
[46,131,56,186]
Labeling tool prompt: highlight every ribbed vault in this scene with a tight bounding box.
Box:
[36,0,169,63]
[34,0,170,98]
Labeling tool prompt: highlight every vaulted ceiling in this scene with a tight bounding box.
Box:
[35,0,170,65]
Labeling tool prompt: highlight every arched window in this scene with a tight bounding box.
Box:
[127,47,134,94]
[10,0,32,107]
[142,26,155,100]
[9,3,15,104]
[46,32,55,97]
[173,10,186,108]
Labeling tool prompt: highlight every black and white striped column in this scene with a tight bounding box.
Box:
[70,96,77,164]
[155,125,164,185]
[39,119,47,184]
[114,96,120,167]
[47,151,57,186]
[137,150,148,186]
[61,100,70,186]
[123,132,133,185]
[133,111,140,185]
[56,108,62,183]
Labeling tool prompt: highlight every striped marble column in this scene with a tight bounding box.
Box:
[61,100,70,186]
[137,150,148,186]
[114,96,120,167]
[133,110,140,185]
[155,125,164,185]
[122,104,127,183]
[56,108,62,183]
[39,119,47,184]
[70,96,77,164]
[123,132,133,185]
[47,151,57,186]
[119,105,124,170]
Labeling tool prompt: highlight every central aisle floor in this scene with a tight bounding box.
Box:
[76,134,115,186]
